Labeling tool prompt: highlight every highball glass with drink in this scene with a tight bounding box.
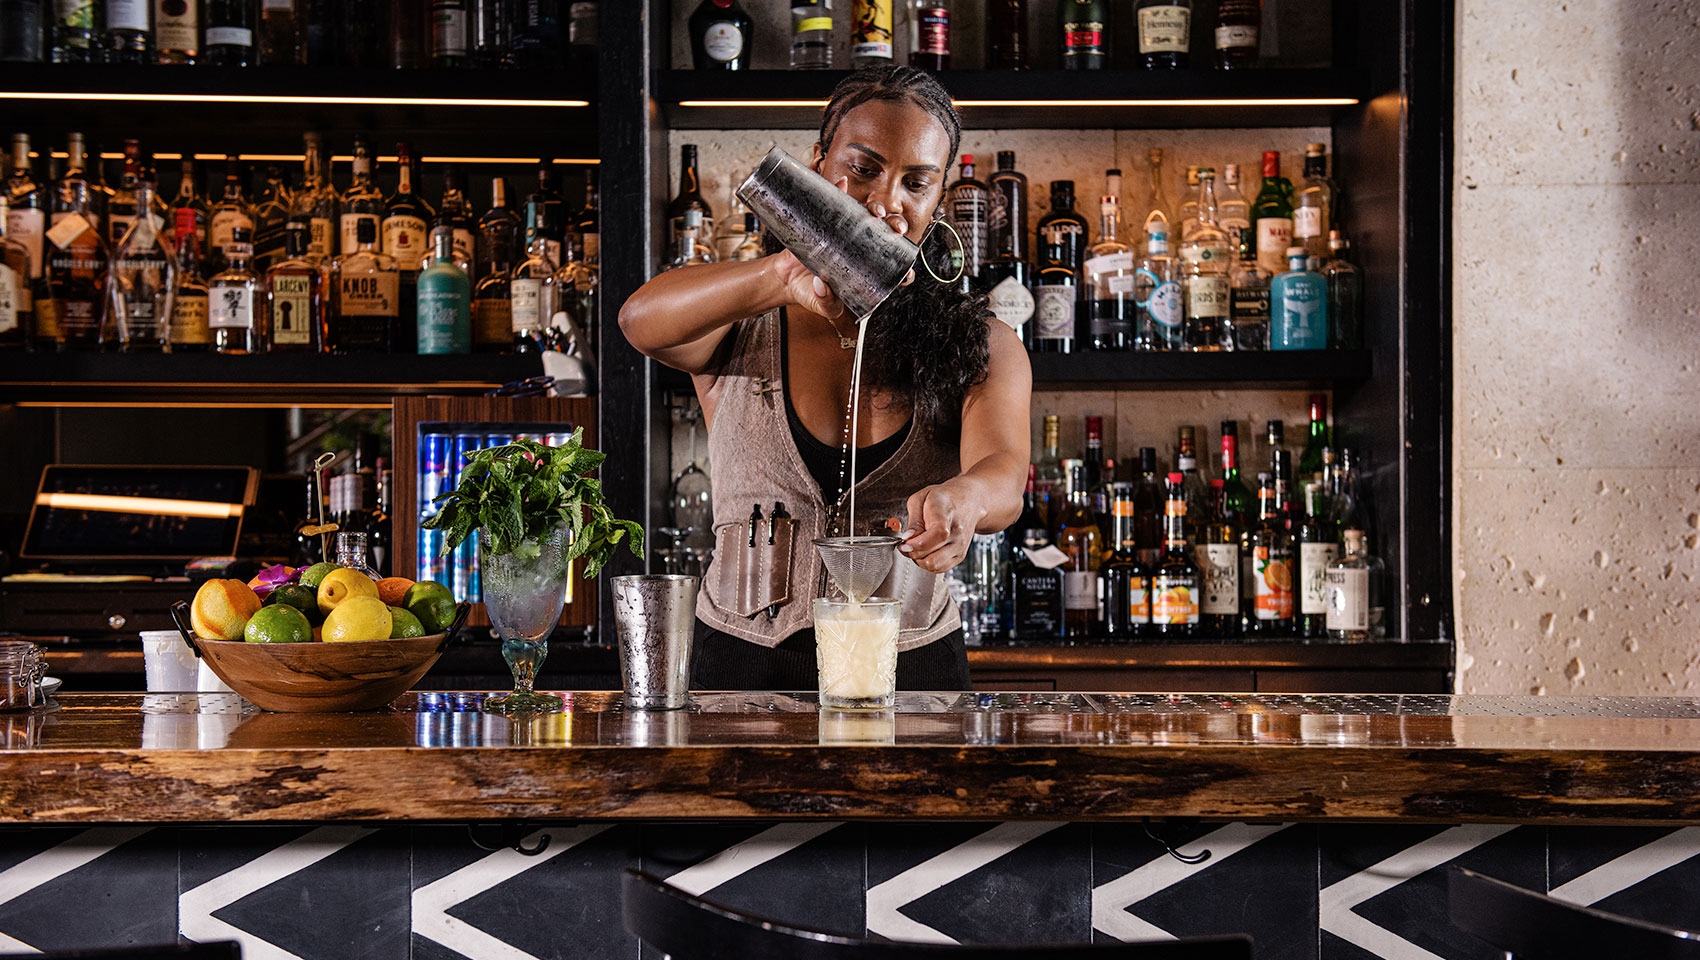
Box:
[813,597,900,709]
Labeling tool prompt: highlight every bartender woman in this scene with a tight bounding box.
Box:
[619,66,1031,691]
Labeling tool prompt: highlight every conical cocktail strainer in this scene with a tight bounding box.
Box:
[814,536,901,603]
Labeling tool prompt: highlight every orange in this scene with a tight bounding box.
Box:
[1263,560,1292,592]
[190,579,263,640]
[376,576,416,606]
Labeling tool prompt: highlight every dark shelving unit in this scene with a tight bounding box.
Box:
[1027,349,1372,389]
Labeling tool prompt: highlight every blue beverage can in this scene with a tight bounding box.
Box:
[451,538,472,602]
[466,529,482,602]
[546,431,573,447]
[419,527,447,584]
[420,433,451,516]
[452,433,482,491]
[484,432,513,451]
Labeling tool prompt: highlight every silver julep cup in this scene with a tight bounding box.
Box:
[611,575,698,710]
[736,146,923,320]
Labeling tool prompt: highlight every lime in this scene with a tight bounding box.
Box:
[266,583,320,622]
[243,604,314,644]
[403,580,457,634]
[299,561,343,589]
[388,606,426,638]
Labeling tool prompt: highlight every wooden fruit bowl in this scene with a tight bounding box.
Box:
[168,600,471,713]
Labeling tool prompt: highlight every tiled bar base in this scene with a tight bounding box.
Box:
[2,821,1697,960]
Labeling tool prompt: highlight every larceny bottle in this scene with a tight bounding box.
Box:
[1150,473,1200,637]
[1100,484,1151,640]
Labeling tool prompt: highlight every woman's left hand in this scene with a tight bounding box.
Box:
[899,481,985,575]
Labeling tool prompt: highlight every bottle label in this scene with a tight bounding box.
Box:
[34,296,59,339]
[473,296,511,344]
[1231,282,1270,324]
[0,263,18,333]
[1084,252,1133,286]
[1255,217,1293,274]
[850,0,892,57]
[209,285,253,329]
[987,275,1034,332]
[511,278,544,332]
[1215,24,1258,50]
[1033,283,1074,341]
[339,213,379,255]
[1187,275,1229,319]
[208,210,253,258]
[452,227,476,265]
[1276,278,1327,348]
[383,215,429,268]
[1063,570,1097,611]
[1326,567,1369,632]
[917,8,949,54]
[54,0,93,30]
[1148,279,1182,331]
[1127,578,1151,624]
[270,274,313,345]
[108,213,136,247]
[950,194,988,265]
[106,0,148,30]
[1300,542,1339,615]
[46,212,92,250]
[702,21,744,61]
[1197,543,1239,615]
[1252,545,1294,619]
[1137,5,1190,53]
[418,290,465,353]
[155,2,198,50]
[307,217,333,259]
[581,232,600,260]
[7,207,44,279]
[1151,574,1199,624]
[1013,570,1062,638]
[1293,205,1323,240]
[432,3,468,56]
[170,294,209,345]
[205,26,253,46]
[337,271,399,316]
[795,15,833,34]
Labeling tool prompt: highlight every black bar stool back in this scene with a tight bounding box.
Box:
[622,869,1253,960]
[1,943,239,959]
[1449,867,1700,959]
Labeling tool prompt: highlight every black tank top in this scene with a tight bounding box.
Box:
[780,313,912,500]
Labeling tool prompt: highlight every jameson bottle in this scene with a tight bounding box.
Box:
[1149,473,1200,638]
[1100,484,1151,640]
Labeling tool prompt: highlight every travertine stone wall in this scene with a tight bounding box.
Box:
[1453,0,1700,693]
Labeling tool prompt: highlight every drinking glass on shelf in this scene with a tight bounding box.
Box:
[671,407,714,553]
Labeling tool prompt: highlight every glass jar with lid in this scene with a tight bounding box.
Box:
[0,640,46,712]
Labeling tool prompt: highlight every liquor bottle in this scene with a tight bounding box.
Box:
[104,0,154,64]
[568,0,597,65]
[208,154,255,274]
[1296,481,1338,640]
[204,0,259,65]
[169,158,210,257]
[1196,479,1240,637]
[1131,447,1162,566]
[469,178,515,280]
[1329,446,1368,536]
[1032,414,1063,527]
[1082,415,1105,495]
[260,0,306,63]
[208,227,261,354]
[667,146,713,253]
[471,255,511,354]
[1181,167,1232,351]
[433,165,477,273]
[1177,165,1200,243]
[904,0,948,69]
[510,205,560,353]
[691,0,752,70]
[1228,212,1270,351]
[531,161,574,263]
[1251,150,1293,275]
[292,471,329,567]
[1058,0,1106,70]
[249,165,292,271]
[471,0,512,67]
[291,133,338,264]
[1084,184,1132,351]
[1298,394,1329,482]
[1325,529,1384,641]
[1150,473,1200,637]
[1100,485,1149,640]
[106,142,142,249]
[986,151,1028,264]
[1218,164,1251,250]
[383,0,422,67]
[1271,247,1328,350]
[1220,420,1255,630]
[1136,222,1181,350]
[730,212,763,261]
[945,155,988,289]
[1262,419,1286,479]
[985,0,1027,69]
[1174,425,1207,536]
[430,0,469,67]
[555,236,597,349]
[1135,0,1189,69]
[666,208,715,270]
[1055,461,1103,640]
[109,182,176,352]
[850,0,892,66]
[0,198,29,347]
[156,0,199,62]
[265,221,323,353]
[49,0,98,61]
[1033,180,1086,354]
[1213,0,1259,68]
[328,218,399,352]
[510,0,559,67]
[1140,147,1173,239]
[168,211,211,352]
[573,168,599,265]
[45,163,107,350]
[340,138,384,256]
[0,2,44,61]
[382,142,433,279]
[1293,143,1335,259]
[369,465,393,577]
[6,136,43,286]
[1247,473,1293,636]
[1323,230,1362,349]
[418,228,471,354]
[1009,527,1065,643]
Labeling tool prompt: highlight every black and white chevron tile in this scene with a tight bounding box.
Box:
[1,823,1698,959]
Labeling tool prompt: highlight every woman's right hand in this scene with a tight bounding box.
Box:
[768,249,847,320]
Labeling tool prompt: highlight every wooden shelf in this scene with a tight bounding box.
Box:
[0,351,546,405]
[659,68,1366,130]
[1029,348,1372,389]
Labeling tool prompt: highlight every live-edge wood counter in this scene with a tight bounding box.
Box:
[5,691,1700,826]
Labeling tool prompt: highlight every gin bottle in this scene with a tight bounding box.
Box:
[208,227,261,354]
[791,0,833,69]
[108,182,177,352]
[1135,223,1180,351]
[1270,246,1328,350]
[1325,529,1385,641]
[417,227,471,355]
[1180,167,1231,351]
[1033,180,1086,354]
[945,154,989,289]
[1084,184,1133,351]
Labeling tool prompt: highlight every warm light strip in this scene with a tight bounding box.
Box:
[17,401,394,410]
[37,492,244,519]
[0,91,588,107]
[676,97,1359,108]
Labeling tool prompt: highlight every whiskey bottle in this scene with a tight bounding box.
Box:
[204,0,259,65]
[1296,482,1339,640]
[1247,473,1293,636]
[265,221,324,353]
[6,135,44,287]
[849,0,892,67]
[433,165,477,275]
[156,0,200,63]
[906,0,949,69]
[1196,479,1241,637]
[1084,178,1133,351]
[208,227,261,354]
[329,217,399,352]
[1055,462,1103,641]
[1251,150,1293,276]
[251,165,293,273]
[167,212,211,352]
[477,176,521,278]
[1150,473,1200,637]
[1058,0,1107,70]
[382,142,433,276]
[1180,167,1231,351]
[169,158,210,257]
[1100,485,1150,640]
[45,171,107,350]
[1293,143,1335,259]
[471,260,512,353]
[107,140,145,248]
[526,161,569,266]
[510,205,560,353]
[791,0,833,69]
[1033,180,1086,354]
[339,138,383,256]
[573,168,599,265]
[261,0,307,63]
[109,182,176,352]
[1135,0,1190,69]
[691,0,752,70]
[1213,0,1259,68]
[49,0,98,62]
[665,146,713,256]
[291,132,339,263]
[1325,529,1385,641]
[984,0,1027,69]
[0,198,31,348]
[430,0,469,67]
[208,154,255,274]
[417,228,471,354]
[945,155,988,289]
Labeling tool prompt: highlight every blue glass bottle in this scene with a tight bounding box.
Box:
[1270,245,1328,350]
[417,227,470,354]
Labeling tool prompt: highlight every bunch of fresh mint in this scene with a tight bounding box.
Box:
[421,429,643,579]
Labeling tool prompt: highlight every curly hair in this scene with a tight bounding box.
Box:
[812,66,990,430]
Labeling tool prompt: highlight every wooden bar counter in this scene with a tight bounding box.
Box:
[5,691,1700,826]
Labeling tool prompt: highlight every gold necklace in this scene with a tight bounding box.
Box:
[823,314,856,350]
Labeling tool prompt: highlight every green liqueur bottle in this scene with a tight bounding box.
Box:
[1059,0,1108,70]
[417,227,470,354]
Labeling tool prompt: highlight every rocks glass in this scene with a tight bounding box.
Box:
[480,522,572,713]
[811,597,900,709]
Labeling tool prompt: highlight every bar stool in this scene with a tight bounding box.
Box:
[0,944,238,959]
[1449,867,1700,959]
[622,869,1253,960]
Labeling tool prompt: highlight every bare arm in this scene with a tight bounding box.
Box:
[900,322,1033,574]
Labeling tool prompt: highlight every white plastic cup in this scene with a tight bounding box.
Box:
[138,630,232,693]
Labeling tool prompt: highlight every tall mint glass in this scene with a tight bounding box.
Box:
[481,522,572,713]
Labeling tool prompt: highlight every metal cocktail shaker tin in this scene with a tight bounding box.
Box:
[610,574,699,710]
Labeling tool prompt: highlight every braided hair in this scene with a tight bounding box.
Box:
[812,66,989,432]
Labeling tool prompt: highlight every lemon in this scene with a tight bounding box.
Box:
[388,606,426,638]
[321,596,393,643]
[318,567,380,616]
[244,605,314,644]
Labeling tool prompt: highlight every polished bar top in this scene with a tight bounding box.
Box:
[4,692,1700,825]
